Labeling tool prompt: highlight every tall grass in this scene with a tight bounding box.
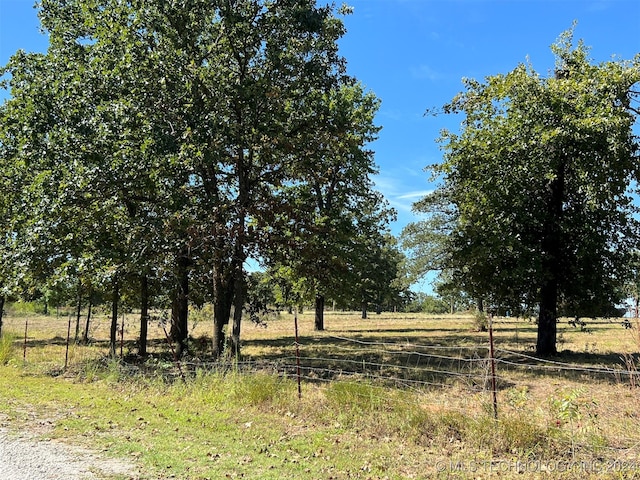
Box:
[3,310,640,478]
[0,350,637,479]
[0,333,17,364]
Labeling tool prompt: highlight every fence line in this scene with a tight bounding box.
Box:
[495,348,637,375]
[4,314,640,388]
[328,334,490,352]
[5,313,640,457]
[316,334,640,381]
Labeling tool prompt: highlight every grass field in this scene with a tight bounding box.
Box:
[1,308,640,479]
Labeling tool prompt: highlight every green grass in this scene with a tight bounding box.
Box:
[1,311,640,479]
[0,366,435,479]
[0,332,18,364]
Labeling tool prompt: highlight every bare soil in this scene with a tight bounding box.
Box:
[0,414,140,480]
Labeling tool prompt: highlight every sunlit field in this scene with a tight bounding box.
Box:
[1,306,640,479]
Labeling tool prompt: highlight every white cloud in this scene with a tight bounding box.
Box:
[587,1,610,12]
[396,190,433,201]
[374,176,431,214]
[410,64,443,81]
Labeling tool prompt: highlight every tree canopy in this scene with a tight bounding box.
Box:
[0,0,396,356]
[403,28,640,355]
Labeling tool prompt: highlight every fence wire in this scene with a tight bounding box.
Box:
[5,313,640,389]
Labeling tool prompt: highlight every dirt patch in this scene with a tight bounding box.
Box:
[0,413,140,480]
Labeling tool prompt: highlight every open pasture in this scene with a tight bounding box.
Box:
[1,309,640,479]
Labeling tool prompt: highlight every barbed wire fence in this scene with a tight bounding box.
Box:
[5,311,640,416]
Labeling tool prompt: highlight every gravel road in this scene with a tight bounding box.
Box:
[0,428,139,480]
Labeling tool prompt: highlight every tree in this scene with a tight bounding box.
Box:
[1,2,176,356]
[406,28,640,355]
[346,231,404,319]
[0,88,18,337]
[262,81,392,330]
[0,116,14,336]
[2,0,382,360]
[626,251,640,319]
[402,292,450,314]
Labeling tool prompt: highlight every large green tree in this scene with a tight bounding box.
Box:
[2,0,383,359]
[0,13,173,354]
[262,82,392,330]
[405,29,640,355]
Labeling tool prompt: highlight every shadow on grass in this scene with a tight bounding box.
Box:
[16,318,640,390]
[235,328,640,389]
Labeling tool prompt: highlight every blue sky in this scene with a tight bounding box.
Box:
[1,0,639,230]
[1,0,640,291]
[337,0,640,234]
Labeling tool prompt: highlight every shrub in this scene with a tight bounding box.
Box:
[6,301,47,316]
[472,310,488,332]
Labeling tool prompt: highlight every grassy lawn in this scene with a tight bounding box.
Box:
[1,309,640,479]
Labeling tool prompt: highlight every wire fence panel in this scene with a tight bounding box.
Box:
[4,312,640,393]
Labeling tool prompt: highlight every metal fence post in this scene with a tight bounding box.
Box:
[294,309,302,400]
[65,316,72,370]
[23,319,28,362]
[488,313,498,420]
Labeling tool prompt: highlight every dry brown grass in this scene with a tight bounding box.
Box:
[2,308,640,479]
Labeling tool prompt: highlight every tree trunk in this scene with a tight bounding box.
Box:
[139,276,149,357]
[109,277,119,357]
[82,296,92,344]
[226,94,250,358]
[537,282,558,356]
[0,295,4,337]
[212,268,234,359]
[536,159,564,356]
[212,310,226,359]
[361,301,368,319]
[228,239,247,357]
[314,294,325,331]
[229,271,244,357]
[170,253,190,358]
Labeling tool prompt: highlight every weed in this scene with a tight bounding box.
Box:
[391,402,435,442]
[76,357,105,382]
[472,310,488,332]
[629,318,640,350]
[325,380,386,416]
[497,416,547,453]
[436,410,467,441]
[549,388,599,458]
[0,333,17,364]
[618,353,640,388]
[76,356,126,383]
[231,372,292,406]
[505,386,530,411]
